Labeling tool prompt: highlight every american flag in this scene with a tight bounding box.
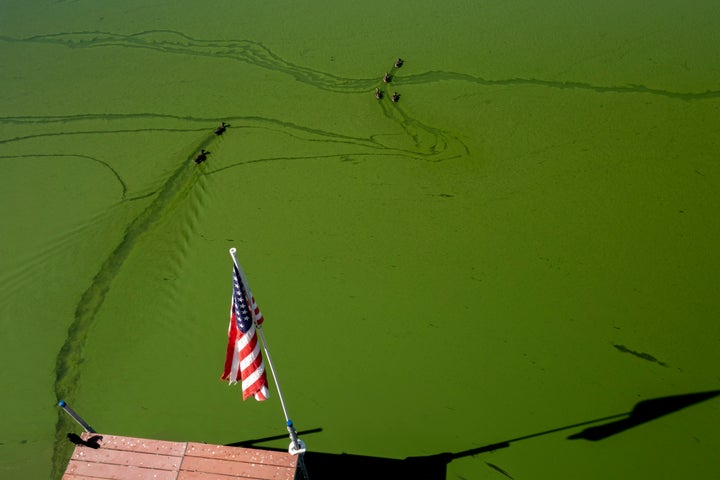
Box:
[221,262,269,401]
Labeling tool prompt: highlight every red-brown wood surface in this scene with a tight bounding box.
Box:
[185,443,298,467]
[61,433,298,480]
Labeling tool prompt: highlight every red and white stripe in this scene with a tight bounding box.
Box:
[221,262,269,401]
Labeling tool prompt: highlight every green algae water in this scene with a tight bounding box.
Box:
[1,1,719,478]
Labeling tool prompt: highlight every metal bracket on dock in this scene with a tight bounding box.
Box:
[58,400,97,433]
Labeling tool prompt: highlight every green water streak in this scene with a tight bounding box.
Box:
[49,132,215,478]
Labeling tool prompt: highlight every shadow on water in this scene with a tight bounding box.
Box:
[567,390,720,441]
[232,391,719,480]
[66,433,103,449]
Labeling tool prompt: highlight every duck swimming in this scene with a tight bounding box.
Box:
[214,122,229,135]
[383,72,391,83]
[194,149,210,164]
[374,87,383,99]
[394,58,404,68]
[391,92,400,103]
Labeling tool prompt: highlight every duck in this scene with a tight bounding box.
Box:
[394,58,404,68]
[391,92,400,103]
[194,149,210,164]
[383,72,391,83]
[214,122,229,135]
[374,88,383,99]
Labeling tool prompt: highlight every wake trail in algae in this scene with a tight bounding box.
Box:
[49,132,215,478]
[0,111,467,164]
[3,30,719,99]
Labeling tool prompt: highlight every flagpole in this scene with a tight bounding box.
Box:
[228,248,309,479]
[57,400,96,433]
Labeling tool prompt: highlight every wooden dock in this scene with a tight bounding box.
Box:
[62,433,299,480]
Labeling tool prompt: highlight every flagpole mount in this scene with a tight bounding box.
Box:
[289,441,306,455]
[286,420,306,455]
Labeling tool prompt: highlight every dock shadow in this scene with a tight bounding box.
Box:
[66,433,103,449]
[233,390,719,480]
[567,390,720,441]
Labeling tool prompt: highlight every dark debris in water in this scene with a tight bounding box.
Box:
[613,343,669,367]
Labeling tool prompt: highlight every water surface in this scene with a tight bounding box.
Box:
[1,1,719,478]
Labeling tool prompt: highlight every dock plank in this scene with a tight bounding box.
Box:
[178,472,271,480]
[181,456,296,480]
[185,442,298,467]
[83,434,187,456]
[63,458,179,480]
[71,447,182,471]
[61,434,299,480]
